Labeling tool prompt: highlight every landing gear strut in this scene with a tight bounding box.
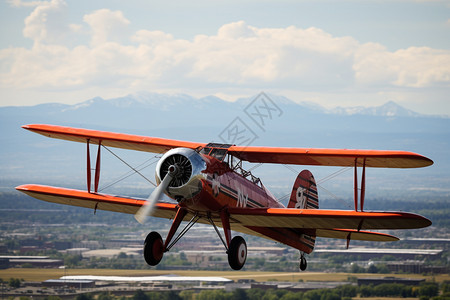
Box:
[209,210,248,270]
[143,207,197,267]
[299,252,307,271]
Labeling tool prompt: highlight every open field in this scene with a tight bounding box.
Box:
[1,268,448,283]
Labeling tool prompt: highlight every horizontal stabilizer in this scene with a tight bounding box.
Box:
[316,229,399,242]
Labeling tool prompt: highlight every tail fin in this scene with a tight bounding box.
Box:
[288,170,318,253]
[288,170,319,209]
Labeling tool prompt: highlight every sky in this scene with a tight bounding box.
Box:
[0,0,449,115]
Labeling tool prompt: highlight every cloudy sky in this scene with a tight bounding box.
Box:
[0,0,449,115]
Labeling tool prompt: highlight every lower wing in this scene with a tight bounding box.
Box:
[16,184,429,246]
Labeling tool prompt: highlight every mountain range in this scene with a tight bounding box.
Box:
[1,92,449,200]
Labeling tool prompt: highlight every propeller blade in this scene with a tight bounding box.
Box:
[135,171,173,224]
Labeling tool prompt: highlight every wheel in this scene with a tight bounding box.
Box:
[228,236,247,270]
[143,231,164,266]
[299,255,307,271]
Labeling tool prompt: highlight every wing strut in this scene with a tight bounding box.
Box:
[354,160,358,212]
[94,141,102,193]
[86,139,102,193]
[87,139,91,193]
[353,158,366,212]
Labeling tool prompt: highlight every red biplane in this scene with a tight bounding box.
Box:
[16,124,433,271]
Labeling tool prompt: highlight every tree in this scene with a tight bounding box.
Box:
[442,282,450,293]
[98,292,115,300]
[368,264,378,273]
[9,278,21,288]
[132,290,149,300]
[350,263,363,273]
[75,294,93,300]
[197,289,232,300]
[418,282,439,297]
[359,285,373,297]
[320,291,340,300]
[280,292,303,300]
[303,289,322,300]
[337,284,357,297]
[232,289,248,300]
[179,290,195,300]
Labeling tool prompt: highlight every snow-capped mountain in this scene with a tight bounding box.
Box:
[330,101,421,117]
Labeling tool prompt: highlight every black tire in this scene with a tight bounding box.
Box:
[143,231,164,266]
[300,256,307,271]
[228,236,247,270]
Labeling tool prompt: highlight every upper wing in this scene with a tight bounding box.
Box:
[23,124,432,168]
[22,124,205,154]
[227,146,433,168]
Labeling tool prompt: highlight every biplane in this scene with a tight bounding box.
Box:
[16,124,433,271]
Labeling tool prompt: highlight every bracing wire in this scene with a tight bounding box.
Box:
[281,164,353,209]
[99,159,158,192]
[248,162,263,172]
[317,167,352,184]
[99,146,160,191]
[316,183,353,209]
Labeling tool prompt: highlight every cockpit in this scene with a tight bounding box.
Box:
[199,143,262,186]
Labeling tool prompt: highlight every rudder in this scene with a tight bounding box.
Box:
[288,170,318,253]
[288,170,319,210]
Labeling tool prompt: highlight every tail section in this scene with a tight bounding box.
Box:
[288,170,319,209]
[289,170,318,252]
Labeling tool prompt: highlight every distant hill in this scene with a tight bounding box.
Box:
[1,92,449,203]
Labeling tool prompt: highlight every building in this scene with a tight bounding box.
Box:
[357,277,425,286]
[315,248,443,260]
[0,256,63,268]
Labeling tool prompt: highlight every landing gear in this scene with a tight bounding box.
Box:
[228,236,247,270]
[299,252,307,271]
[144,231,164,266]
[142,207,249,270]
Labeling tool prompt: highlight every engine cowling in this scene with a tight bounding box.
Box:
[155,148,207,200]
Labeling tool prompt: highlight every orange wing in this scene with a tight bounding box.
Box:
[22,124,205,154]
[23,124,432,168]
[227,146,433,168]
[16,184,179,220]
[226,206,431,230]
[16,184,431,232]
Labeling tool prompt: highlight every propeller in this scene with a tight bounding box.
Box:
[134,165,177,224]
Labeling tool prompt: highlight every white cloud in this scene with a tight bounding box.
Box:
[1,8,449,109]
[83,9,131,46]
[22,0,68,45]
[354,44,450,87]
